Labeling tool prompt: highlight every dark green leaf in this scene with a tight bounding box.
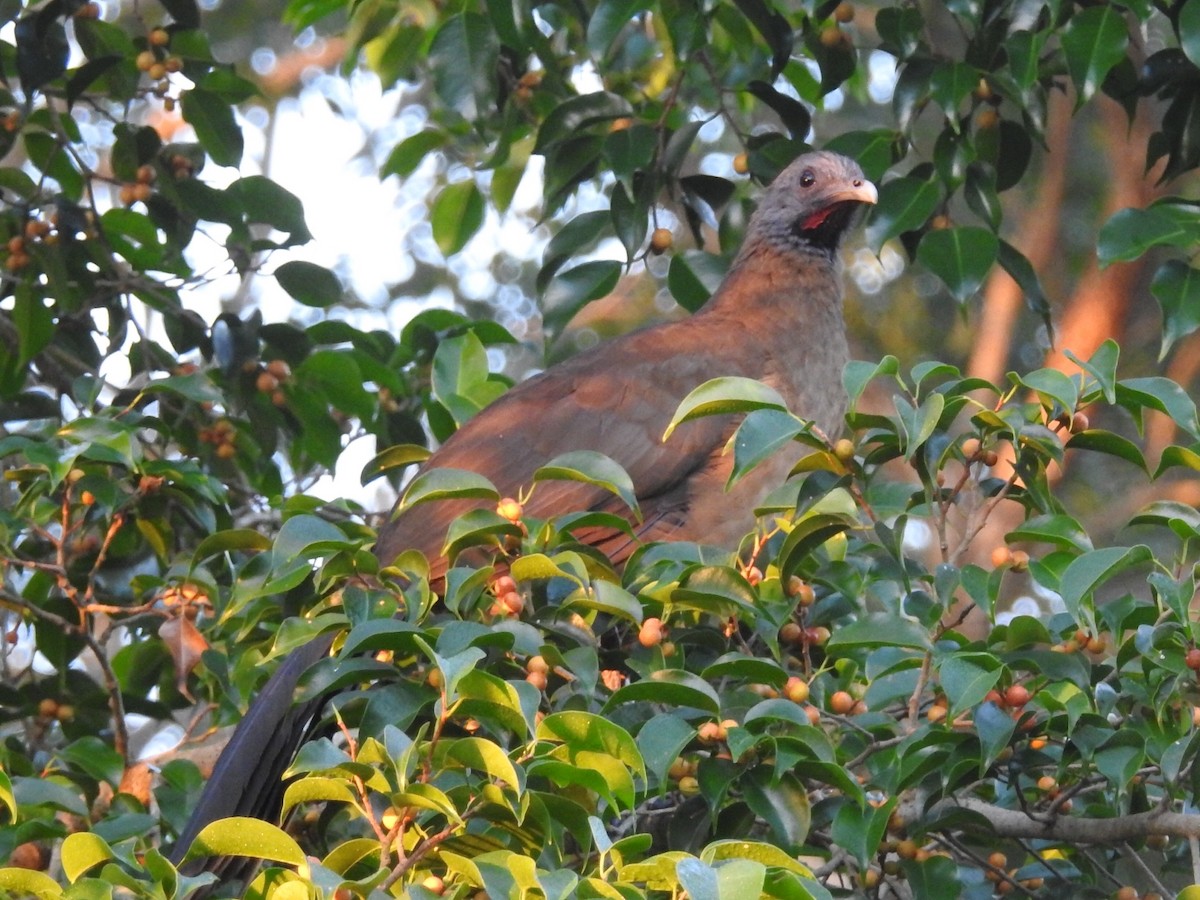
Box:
[274,260,342,307]
[916,226,998,302]
[180,88,243,167]
[1061,5,1129,107]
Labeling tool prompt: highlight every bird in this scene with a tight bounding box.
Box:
[170,150,876,886]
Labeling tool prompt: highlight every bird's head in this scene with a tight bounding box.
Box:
[750,150,878,256]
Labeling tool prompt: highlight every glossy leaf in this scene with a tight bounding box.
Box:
[916,226,998,302]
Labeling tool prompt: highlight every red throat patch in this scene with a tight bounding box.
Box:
[800,206,836,231]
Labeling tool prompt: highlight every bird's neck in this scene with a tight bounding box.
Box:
[702,237,843,322]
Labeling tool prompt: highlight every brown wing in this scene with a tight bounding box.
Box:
[374,321,735,577]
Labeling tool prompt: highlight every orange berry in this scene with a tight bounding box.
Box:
[783,676,810,704]
[266,358,291,379]
[527,655,550,675]
[991,545,1012,568]
[255,370,279,393]
[780,622,803,645]
[961,436,982,459]
[496,496,523,522]
[1005,684,1031,708]
[148,28,170,46]
[1086,635,1107,654]
[732,152,749,175]
[980,448,1000,466]
[1036,774,1057,793]
[649,227,673,254]
[37,698,58,719]
[804,705,820,724]
[525,669,547,691]
[500,591,524,614]
[744,565,762,586]
[667,757,691,780]
[135,50,156,71]
[697,721,723,743]
[638,617,663,648]
[215,442,236,460]
[819,26,843,47]
[895,838,919,859]
[805,626,831,645]
[9,842,47,870]
[833,1,855,22]
[829,690,854,714]
[1010,549,1030,571]
[609,116,632,132]
[79,490,95,506]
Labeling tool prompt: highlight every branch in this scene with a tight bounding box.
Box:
[918,795,1200,843]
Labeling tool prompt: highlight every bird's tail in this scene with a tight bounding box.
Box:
[169,632,336,891]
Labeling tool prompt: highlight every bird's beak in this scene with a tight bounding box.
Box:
[833,179,878,207]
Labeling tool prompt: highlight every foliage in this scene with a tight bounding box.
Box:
[4,0,1200,898]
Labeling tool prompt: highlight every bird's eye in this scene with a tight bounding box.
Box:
[799,169,816,187]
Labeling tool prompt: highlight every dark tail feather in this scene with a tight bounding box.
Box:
[170,632,336,889]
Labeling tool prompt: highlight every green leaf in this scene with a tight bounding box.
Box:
[428,13,499,121]
[844,356,900,407]
[864,176,940,249]
[1151,259,1200,359]
[0,868,61,899]
[438,736,523,789]
[1097,207,1196,266]
[938,652,1001,718]
[233,175,311,242]
[192,528,272,564]
[1095,730,1145,793]
[777,514,856,582]
[1059,545,1152,632]
[275,260,342,307]
[893,391,944,460]
[916,226,998,302]
[60,832,113,883]
[605,669,721,714]
[397,468,499,513]
[742,769,811,849]
[272,514,353,565]
[587,0,650,57]
[974,700,1016,770]
[1181,0,1200,68]
[1116,376,1200,437]
[534,450,640,517]
[1065,430,1147,472]
[542,260,622,335]
[673,566,758,617]
[181,817,307,866]
[664,377,787,441]
[1066,339,1119,404]
[637,713,695,786]
[381,129,447,179]
[1005,514,1093,553]
[730,409,806,488]
[666,251,728,313]
[1061,4,1129,107]
[280,776,358,818]
[831,798,895,869]
[431,180,485,256]
[538,711,645,776]
[826,613,933,651]
[360,443,430,486]
[180,87,243,167]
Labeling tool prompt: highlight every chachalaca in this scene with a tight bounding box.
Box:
[171,150,876,885]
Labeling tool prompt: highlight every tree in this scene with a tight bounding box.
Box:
[4,0,1200,897]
